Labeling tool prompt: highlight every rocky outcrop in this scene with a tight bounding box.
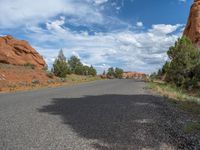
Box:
[123,72,146,79]
[184,0,200,48]
[0,35,46,69]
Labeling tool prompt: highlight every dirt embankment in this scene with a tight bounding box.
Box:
[0,63,60,92]
[0,63,101,93]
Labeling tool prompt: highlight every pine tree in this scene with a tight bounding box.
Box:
[107,67,115,77]
[88,65,97,76]
[57,49,66,61]
[68,56,82,73]
[164,36,200,89]
[103,70,106,75]
[115,67,124,79]
[52,49,70,78]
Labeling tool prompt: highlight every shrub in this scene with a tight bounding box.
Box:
[88,65,97,76]
[52,60,70,78]
[68,56,82,73]
[106,67,124,79]
[32,79,40,84]
[115,67,124,79]
[24,63,35,69]
[164,36,200,89]
[43,65,48,71]
[107,67,115,78]
[74,65,85,75]
[46,71,54,78]
[103,70,106,75]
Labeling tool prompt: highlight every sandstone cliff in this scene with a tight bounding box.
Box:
[0,35,46,69]
[184,0,200,48]
[123,72,146,79]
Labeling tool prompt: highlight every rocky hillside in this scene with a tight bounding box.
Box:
[123,72,146,80]
[184,0,200,48]
[0,35,46,69]
[0,35,51,92]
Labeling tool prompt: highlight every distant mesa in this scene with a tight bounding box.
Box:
[184,0,200,48]
[123,71,146,80]
[0,35,46,69]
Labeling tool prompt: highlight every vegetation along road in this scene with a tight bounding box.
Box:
[0,79,199,150]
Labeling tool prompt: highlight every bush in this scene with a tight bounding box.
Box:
[68,56,82,73]
[43,65,48,71]
[107,67,115,78]
[32,79,40,84]
[46,71,54,78]
[74,65,97,76]
[88,66,97,76]
[52,60,70,78]
[106,67,124,79]
[115,67,124,79]
[74,65,85,75]
[163,36,200,89]
[24,63,35,69]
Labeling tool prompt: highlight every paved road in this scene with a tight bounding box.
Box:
[0,80,199,150]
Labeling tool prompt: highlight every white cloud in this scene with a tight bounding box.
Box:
[46,16,66,32]
[0,0,104,28]
[149,24,183,35]
[27,19,183,74]
[0,0,185,74]
[136,22,143,27]
[91,0,108,5]
[179,0,186,3]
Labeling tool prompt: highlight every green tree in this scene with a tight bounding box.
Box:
[103,70,106,75]
[88,65,97,76]
[68,56,82,73]
[52,49,70,78]
[150,72,157,80]
[162,61,170,75]
[157,69,163,77]
[83,65,90,75]
[115,67,124,79]
[74,65,85,75]
[165,36,200,89]
[107,67,115,77]
[57,49,66,61]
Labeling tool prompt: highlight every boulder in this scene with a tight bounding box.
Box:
[0,35,46,69]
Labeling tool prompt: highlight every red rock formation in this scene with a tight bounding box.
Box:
[0,35,46,69]
[123,71,146,79]
[184,0,200,48]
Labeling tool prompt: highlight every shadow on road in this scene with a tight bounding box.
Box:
[38,94,185,149]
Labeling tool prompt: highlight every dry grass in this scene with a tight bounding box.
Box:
[184,122,200,134]
[148,81,200,115]
[66,74,102,83]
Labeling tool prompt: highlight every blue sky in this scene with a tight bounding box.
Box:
[0,0,193,73]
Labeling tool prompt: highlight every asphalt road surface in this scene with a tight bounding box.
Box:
[0,80,199,150]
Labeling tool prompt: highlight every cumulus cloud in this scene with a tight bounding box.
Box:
[46,16,66,32]
[149,24,183,35]
[136,22,143,27]
[179,0,186,3]
[25,17,183,73]
[0,0,185,74]
[91,0,108,5]
[0,0,104,28]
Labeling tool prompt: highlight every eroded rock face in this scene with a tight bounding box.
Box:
[0,35,46,69]
[184,0,200,48]
[123,72,146,79]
